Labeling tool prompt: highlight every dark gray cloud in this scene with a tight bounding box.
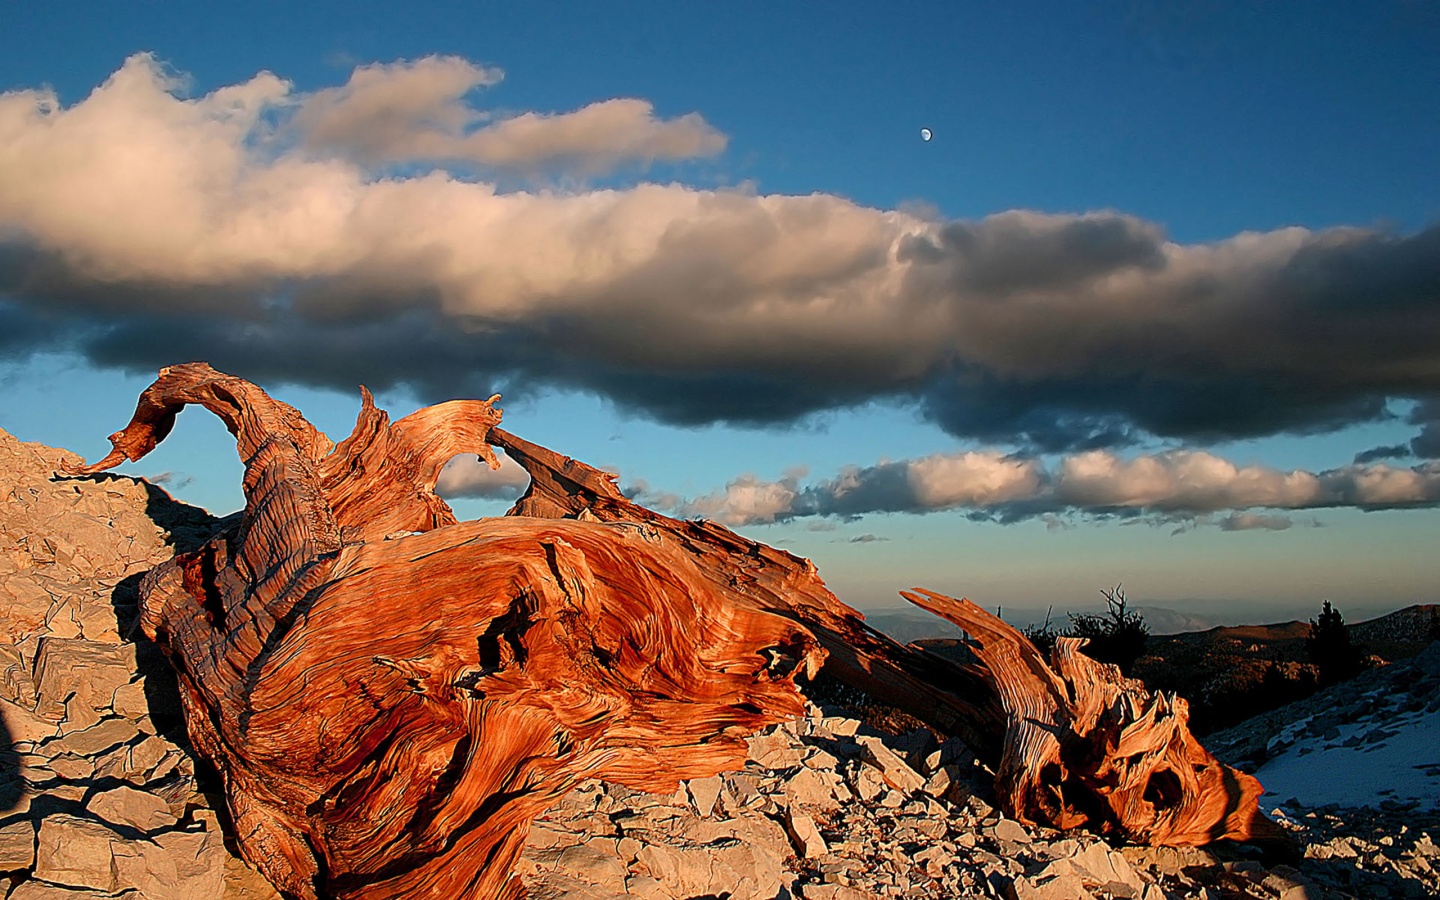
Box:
[1354,444,1410,464]
[2,56,1439,454]
[1354,400,1440,463]
[0,302,59,358]
[904,211,1168,295]
[916,367,1394,453]
[1408,400,1440,459]
[149,471,196,490]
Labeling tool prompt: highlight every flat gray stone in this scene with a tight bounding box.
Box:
[0,818,36,870]
[110,679,151,720]
[747,729,806,770]
[992,816,1031,844]
[48,716,140,757]
[855,736,924,795]
[7,882,139,899]
[32,813,226,898]
[45,753,95,781]
[0,695,57,745]
[87,784,179,832]
[552,843,629,888]
[150,827,229,898]
[784,810,828,859]
[31,638,136,730]
[784,766,839,811]
[687,775,723,817]
[34,814,126,892]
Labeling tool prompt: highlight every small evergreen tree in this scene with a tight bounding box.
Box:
[1067,584,1149,675]
[1306,600,1363,686]
[1428,606,1440,643]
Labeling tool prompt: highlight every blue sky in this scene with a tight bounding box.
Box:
[2,2,1438,625]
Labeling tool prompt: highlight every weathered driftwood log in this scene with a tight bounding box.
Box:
[68,363,826,899]
[481,423,1278,847]
[483,423,1008,763]
[67,363,1276,899]
[900,588,1278,846]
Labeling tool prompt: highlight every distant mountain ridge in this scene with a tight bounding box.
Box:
[1351,603,1440,644]
[863,603,1438,644]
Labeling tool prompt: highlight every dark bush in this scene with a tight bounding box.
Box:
[1306,599,1364,686]
[1186,662,1320,737]
[1067,585,1149,676]
[1021,606,1058,657]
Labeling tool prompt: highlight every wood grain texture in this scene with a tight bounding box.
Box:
[67,364,822,899]
[65,363,1274,897]
[900,588,1280,846]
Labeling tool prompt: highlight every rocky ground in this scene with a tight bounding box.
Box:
[0,425,1436,899]
[0,428,277,898]
[520,700,1440,900]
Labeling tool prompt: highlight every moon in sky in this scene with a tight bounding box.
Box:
[920,127,933,142]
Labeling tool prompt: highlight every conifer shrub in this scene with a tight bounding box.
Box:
[1020,586,1149,676]
[1306,599,1364,686]
[1021,606,1058,657]
[1067,584,1149,676]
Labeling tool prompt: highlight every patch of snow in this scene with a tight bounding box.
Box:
[1256,707,1440,810]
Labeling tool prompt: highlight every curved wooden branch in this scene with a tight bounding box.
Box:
[488,425,1010,761]
[900,588,1278,846]
[64,362,337,473]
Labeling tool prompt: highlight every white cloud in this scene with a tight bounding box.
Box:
[292,56,724,174]
[670,471,803,526]
[435,452,531,500]
[1319,463,1440,506]
[640,451,1440,526]
[907,451,1045,507]
[455,99,726,175]
[293,56,504,165]
[1053,450,1322,511]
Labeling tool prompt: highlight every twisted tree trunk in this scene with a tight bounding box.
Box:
[900,589,1278,846]
[67,363,1278,899]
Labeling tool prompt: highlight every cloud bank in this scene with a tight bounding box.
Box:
[1,55,1438,454]
[641,449,1440,526]
[435,452,532,500]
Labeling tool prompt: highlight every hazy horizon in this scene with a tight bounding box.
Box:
[861,598,1421,637]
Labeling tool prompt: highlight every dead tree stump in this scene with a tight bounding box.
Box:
[900,588,1280,846]
[67,363,823,899]
[66,363,1278,898]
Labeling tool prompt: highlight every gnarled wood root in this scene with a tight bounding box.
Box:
[67,363,822,900]
[67,363,1277,898]
[900,588,1282,846]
